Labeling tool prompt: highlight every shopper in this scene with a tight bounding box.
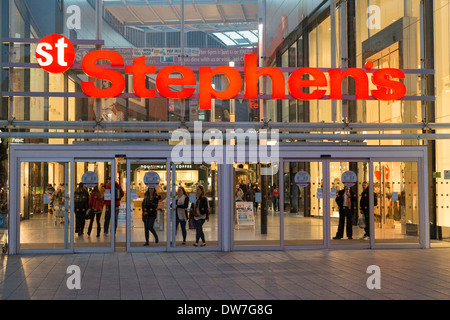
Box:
[87,185,104,237]
[271,185,279,212]
[142,187,160,245]
[104,178,124,235]
[74,183,89,236]
[235,185,244,201]
[359,181,378,240]
[333,186,357,239]
[175,187,189,245]
[191,185,209,247]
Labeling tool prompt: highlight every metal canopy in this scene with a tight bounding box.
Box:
[102,0,258,40]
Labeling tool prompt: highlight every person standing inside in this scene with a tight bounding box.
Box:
[87,185,104,237]
[175,187,189,245]
[142,187,160,245]
[190,185,209,247]
[104,178,124,235]
[74,183,89,236]
[333,186,356,239]
[359,181,378,240]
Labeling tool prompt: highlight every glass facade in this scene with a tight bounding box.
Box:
[1,0,450,253]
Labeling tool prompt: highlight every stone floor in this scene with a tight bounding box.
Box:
[1,248,450,301]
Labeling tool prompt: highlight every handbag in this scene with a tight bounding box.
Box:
[358,212,366,229]
[85,208,93,220]
[157,201,164,210]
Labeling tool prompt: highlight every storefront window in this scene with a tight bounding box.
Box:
[355,0,422,146]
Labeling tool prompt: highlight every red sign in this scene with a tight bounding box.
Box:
[36,35,75,74]
[36,35,407,110]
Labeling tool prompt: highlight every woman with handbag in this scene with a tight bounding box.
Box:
[87,186,104,237]
[175,187,189,245]
[190,185,209,247]
[142,187,161,246]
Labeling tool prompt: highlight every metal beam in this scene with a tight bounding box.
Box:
[1,131,450,141]
[123,17,257,26]
[121,0,145,25]
[0,120,449,132]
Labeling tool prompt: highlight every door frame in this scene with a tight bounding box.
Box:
[73,158,115,253]
[229,145,428,251]
[8,144,428,254]
[14,158,73,254]
[280,152,428,250]
[125,158,169,253]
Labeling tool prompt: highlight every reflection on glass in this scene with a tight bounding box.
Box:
[373,162,420,245]
[234,163,280,247]
[283,162,324,246]
[20,162,70,250]
[74,161,112,249]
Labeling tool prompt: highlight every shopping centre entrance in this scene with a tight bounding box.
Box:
[8,144,429,254]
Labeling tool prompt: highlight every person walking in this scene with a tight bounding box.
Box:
[175,187,189,245]
[142,187,160,245]
[87,185,104,237]
[190,185,209,247]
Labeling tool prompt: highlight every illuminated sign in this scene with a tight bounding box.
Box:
[36,35,407,110]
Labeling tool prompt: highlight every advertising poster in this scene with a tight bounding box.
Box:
[236,202,255,228]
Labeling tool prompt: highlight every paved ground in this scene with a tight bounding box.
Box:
[1,248,450,300]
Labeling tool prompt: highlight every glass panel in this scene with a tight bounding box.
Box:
[233,163,280,247]
[330,161,370,245]
[128,161,167,248]
[20,162,70,250]
[74,161,112,249]
[171,163,219,248]
[373,162,420,245]
[283,161,324,246]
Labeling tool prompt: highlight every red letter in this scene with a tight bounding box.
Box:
[244,54,285,99]
[199,66,242,110]
[81,50,125,98]
[371,69,406,101]
[156,65,196,99]
[287,68,327,100]
[125,56,155,98]
[329,68,369,100]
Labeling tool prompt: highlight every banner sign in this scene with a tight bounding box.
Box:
[36,35,408,111]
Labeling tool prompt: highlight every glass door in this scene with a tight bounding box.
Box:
[73,159,113,251]
[329,159,370,247]
[126,159,168,250]
[233,162,281,248]
[19,160,71,252]
[169,162,219,249]
[282,160,325,247]
[373,161,420,245]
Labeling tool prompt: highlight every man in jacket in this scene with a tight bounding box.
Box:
[359,181,378,240]
[333,186,357,239]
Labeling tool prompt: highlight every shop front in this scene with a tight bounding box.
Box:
[8,143,428,254]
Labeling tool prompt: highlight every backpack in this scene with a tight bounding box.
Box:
[115,185,124,200]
